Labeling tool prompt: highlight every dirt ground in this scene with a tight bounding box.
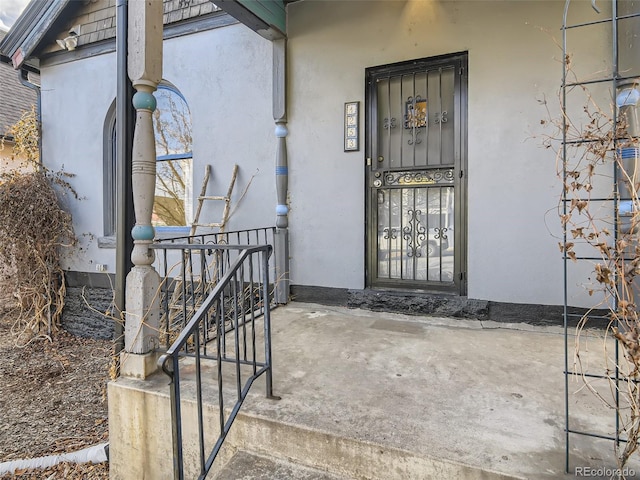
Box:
[0,298,112,479]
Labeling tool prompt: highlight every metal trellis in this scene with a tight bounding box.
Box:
[562,0,640,475]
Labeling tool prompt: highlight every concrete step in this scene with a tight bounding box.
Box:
[212,450,349,480]
[223,410,525,480]
[111,303,640,479]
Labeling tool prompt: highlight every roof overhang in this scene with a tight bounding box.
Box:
[0,0,71,69]
[215,0,286,40]
[0,0,288,70]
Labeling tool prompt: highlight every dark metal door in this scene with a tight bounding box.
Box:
[366,54,467,293]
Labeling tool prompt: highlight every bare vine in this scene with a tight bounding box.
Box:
[547,52,640,470]
[0,107,76,345]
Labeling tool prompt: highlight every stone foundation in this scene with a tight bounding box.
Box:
[62,286,116,340]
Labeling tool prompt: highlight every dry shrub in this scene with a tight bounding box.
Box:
[0,105,39,171]
[0,106,76,344]
[0,170,76,343]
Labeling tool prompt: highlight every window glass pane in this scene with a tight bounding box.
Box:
[152,85,193,227]
[154,86,192,158]
[153,158,191,227]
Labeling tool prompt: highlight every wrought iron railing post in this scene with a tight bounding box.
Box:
[159,354,184,480]
[262,248,275,398]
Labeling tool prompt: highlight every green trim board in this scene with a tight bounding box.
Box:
[238,0,286,34]
[216,0,286,39]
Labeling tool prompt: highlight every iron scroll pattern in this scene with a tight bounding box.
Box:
[434,111,448,124]
[405,95,426,146]
[403,209,426,258]
[383,117,397,130]
[434,227,448,241]
[383,227,397,239]
[381,95,448,145]
[384,169,454,186]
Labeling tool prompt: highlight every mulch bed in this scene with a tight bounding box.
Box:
[0,462,109,479]
[0,306,112,479]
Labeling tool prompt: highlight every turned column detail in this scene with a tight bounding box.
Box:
[122,0,163,371]
[273,38,290,304]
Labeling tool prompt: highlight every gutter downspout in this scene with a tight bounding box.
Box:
[18,68,41,165]
[115,0,135,357]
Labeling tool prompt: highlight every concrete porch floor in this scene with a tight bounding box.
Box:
[110,302,640,479]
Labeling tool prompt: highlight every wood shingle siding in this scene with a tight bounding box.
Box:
[40,0,219,55]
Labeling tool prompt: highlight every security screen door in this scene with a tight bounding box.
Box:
[366,53,467,294]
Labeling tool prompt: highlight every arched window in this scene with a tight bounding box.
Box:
[152,82,193,228]
[103,101,117,237]
[103,81,192,238]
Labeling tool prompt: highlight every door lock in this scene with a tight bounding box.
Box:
[373,179,382,187]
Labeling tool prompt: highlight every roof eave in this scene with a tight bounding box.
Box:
[0,0,71,69]
[0,53,40,73]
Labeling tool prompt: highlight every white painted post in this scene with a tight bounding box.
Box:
[121,0,163,378]
[273,38,290,304]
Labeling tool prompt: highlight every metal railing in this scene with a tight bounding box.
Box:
[153,227,278,348]
[155,226,277,247]
[157,244,276,480]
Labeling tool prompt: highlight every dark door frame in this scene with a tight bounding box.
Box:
[364,51,468,295]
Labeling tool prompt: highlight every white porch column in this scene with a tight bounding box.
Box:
[273,38,290,304]
[121,0,163,378]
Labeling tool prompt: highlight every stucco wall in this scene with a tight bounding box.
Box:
[42,1,616,308]
[42,52,115,273]
[41,23,274,274]
[286,0,610,306]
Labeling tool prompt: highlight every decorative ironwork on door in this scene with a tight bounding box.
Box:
[366,54,466,292]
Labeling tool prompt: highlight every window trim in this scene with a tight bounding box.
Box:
[157,152,193,162]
